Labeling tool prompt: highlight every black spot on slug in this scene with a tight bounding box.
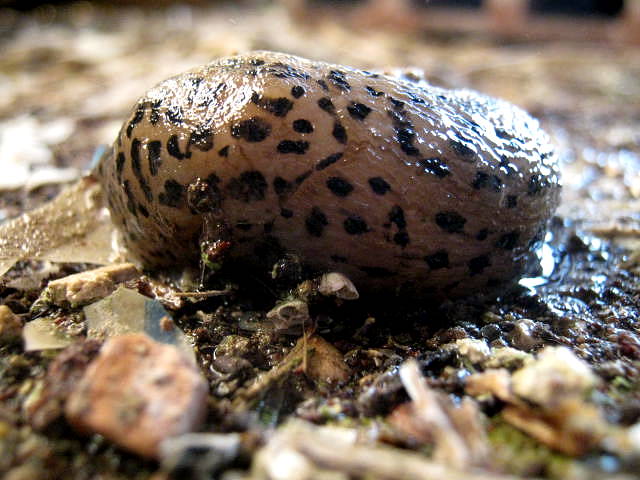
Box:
[389,97,405,109]
[306,207,328,237]
[227,170,267,202]
[472,171,503,192]
[328,70,351,91]
[251,92,294,117]
[468,255,491,276]
[397,128,419,156]
[389,206,406,230]
[277,140,310,154]
[123,180,137,216]
[167,135,191,160]
[499,156,517,177]
[131,139,152,202]
[332,121,348,144]
[450,140,475,160]
[280,208,293,218]
[495,231,519,250]
[318,97,335,114]
[344,215,369,235]
[231,117,271,142]
[188,126,214,152]
[138,204,149,218]
[435,211,466,233]
[365,86,384,97]
[331,254,347,263]
[291,86,305,98]
[130,139,142,177]
[424,250,449,269]
[406,91,426,105]
[528,174,546,195]
[273,177,293,197]
[368,177,391,195]
[126,103,145,138]
[326,177,354,197]
[419,158,450,178]
[317,79,329,91]
[476,229,489,241]
[293,119,314,133]
[266,62,311,81]
[393,231,410,247]
[388,110,419,156]
[316,152,343,171]
[147,140,162,176]
[495,128,511,140]
[506,195,518,208]
[347,102,372,120]
[187,77,205,103]
[149,100,162,125]
[116,152,125,178]
[159,179,184,208]
[295,170,313,185]
[165,105,184,125]
[218,145,229,157]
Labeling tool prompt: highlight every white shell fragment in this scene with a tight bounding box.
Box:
[318,272,360,300]
[266,299,311,330]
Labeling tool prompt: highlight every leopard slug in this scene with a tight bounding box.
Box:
[98,51,560,298]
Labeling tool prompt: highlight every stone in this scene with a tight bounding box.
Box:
[266,299,310,330]
[65,333,208,458]
[450,338,491,364]
[300,335,351,385]
[25,339,101,430]
[506,319,545,351]
[318,272,359,300]
[464,369,513,403]
[159,433,241,478]
[41,263,140,307]
[0,305,22,345]
[511,346,598,407]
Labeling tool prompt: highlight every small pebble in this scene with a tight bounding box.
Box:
[266,299,310,331]
[0,305,23,345]
[41,263,140,307]
[65,333,208,458]
[507,319,545,351]
[159,433,241,479]
[511,346,597,407]
[317,272,359,300]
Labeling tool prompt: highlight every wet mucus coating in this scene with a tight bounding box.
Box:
[99,51,560,298]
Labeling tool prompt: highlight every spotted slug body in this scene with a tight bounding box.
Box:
[99,51,560,298]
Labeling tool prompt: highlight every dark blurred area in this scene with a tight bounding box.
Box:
[0,0,628,17]
[1,0,637,45]
[0,0,625,16]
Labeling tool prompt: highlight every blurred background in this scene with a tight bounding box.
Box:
[0,0,639,236]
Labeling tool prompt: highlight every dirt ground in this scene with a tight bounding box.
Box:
[1,2,639,479]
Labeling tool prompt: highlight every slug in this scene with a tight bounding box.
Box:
[98,51,560,298]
